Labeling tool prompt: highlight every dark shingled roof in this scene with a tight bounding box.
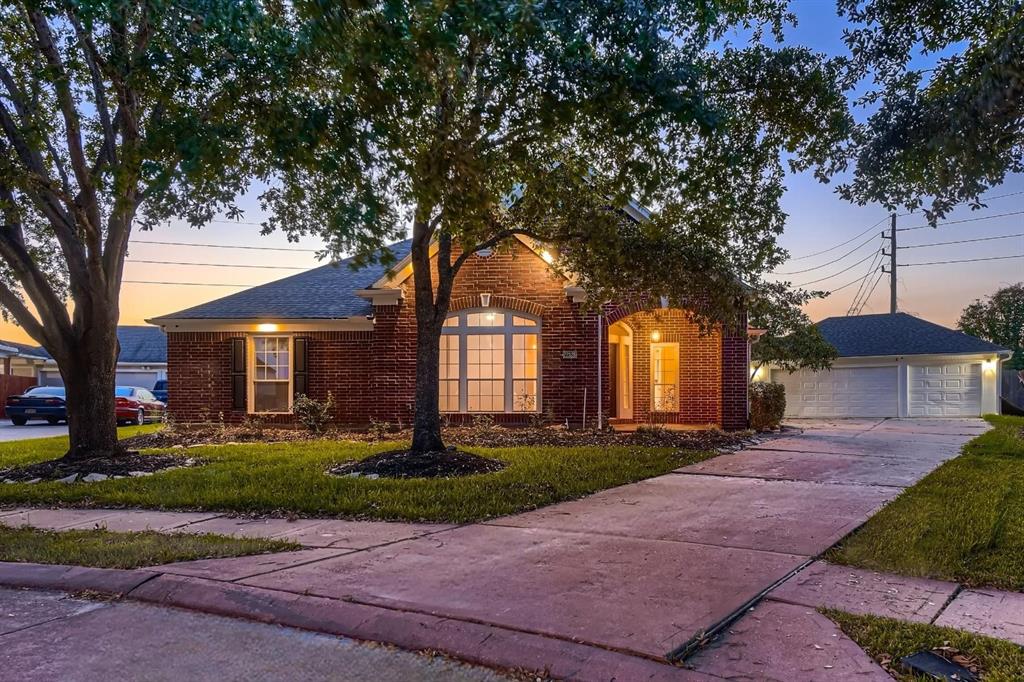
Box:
[157,239,414,320]
[0,326,166,363]
[817,313,1008,358]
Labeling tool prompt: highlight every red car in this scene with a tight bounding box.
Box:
[114,386,166,425]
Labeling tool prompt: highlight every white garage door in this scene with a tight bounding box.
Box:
[772,366,899,418]
[909,363,982,417]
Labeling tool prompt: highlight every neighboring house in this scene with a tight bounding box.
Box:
[0,326,168,389]
[758,313,1012,418]
[149,236,750,430]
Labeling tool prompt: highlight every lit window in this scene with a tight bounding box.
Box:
[651,342,678,412]
[252,336,291,413]
[440,309,541,412]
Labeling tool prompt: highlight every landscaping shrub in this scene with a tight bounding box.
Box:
[750,382,785,431]
[292,393,335,433]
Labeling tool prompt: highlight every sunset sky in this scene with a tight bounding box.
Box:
[1,1,1021,345]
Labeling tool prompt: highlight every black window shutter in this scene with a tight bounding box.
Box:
[230,338,246,410]
[293,337,309,398]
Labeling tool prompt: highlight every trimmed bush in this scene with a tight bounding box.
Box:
[750,382,785,431]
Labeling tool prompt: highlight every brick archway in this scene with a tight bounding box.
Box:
[447,294,547,318]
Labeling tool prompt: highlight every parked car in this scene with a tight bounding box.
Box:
[115,386,166,425]
[152,379,168,403]
[5,386,66,425]
[5,386,166,426]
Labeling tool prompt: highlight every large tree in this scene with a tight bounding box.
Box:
[959,283,1024,369]
[838,0,1024,220]
[261,0,852,452]
[0,0,278,459]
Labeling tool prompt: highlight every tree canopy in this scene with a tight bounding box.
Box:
[0,0,280,457]
[750,298,838,377]
[258,0,853,449]
[837,0,1024,221]
[958,283,1024,369]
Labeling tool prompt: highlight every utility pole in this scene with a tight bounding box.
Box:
[881,213,897,314]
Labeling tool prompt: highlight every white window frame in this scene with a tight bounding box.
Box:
[440,308,542,413]
[248,334,294,414]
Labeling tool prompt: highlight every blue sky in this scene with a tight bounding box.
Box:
[1,1,1019,344]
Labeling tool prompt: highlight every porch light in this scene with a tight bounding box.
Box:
[982,358,997,373]
[650,329,661,342]
[256,323,279,333]
[540,249,554,264]
[480,292,491,307]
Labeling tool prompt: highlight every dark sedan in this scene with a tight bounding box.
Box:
[5,386,67,425]
[6,386,166,426]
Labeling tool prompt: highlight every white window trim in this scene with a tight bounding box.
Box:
[650,341,679,413]
[247,334,294,415]
[441,308,542,413]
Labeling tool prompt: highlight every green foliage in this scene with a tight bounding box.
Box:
[837,0,1024,220]
[959,283,1024,369]
[292,392,336,433]
[828,415,1024,590]
[749,382,786,431]
[0,432,716,523]
[825,609,1024,682]
[0,525,297,569]
[750,297,838,375]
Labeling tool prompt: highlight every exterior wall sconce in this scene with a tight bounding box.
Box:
[540,249,554,264]
[650,329,661,342]
[480,292,491,307]
[982,358,997,373]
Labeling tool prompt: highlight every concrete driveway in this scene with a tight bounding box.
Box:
[0,421,68,442]
[0,418,985,679]
[211,418,981,674]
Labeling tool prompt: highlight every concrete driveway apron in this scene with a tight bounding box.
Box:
[232,418,982,668]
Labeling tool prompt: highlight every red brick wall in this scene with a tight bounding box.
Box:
[166,241,748,429]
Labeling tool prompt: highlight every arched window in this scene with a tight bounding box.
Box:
[440,309,541,413]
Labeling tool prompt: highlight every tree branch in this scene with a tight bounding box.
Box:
[67,8,117,172]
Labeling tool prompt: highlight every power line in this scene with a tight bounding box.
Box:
[128,259,309,270]
[785,216,889,261]
[774,232,880,275]
[794,248,882,287]
[897,232,1024,249]
[130,239,319,253]
[847,249,884,315]
[852,271,885,316]
[123,280,254,287]
[897,210,1024,231]
[823,267,880,294]
[899,253,1024,267]
[895,189,1024,217]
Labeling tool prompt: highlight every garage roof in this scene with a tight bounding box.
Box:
[817,313,1008,358]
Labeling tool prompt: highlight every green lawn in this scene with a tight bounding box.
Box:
[826,609,1024,682]
[827,415,1024,590]
[0,429,714,522]
[0,525,297,569]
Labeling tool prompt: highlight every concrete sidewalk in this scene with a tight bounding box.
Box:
[0,418,987,680]
[0,586,509,682]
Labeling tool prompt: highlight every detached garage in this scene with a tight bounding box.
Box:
[763,313,1011,419]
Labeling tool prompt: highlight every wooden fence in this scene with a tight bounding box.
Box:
[1003,368,1024,415]
[0,375,38,418]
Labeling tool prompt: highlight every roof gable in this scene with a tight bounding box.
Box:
[817,313,1008,358]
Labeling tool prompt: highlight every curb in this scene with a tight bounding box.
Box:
[0,563,713,682]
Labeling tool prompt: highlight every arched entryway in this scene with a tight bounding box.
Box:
[608,321,633,420]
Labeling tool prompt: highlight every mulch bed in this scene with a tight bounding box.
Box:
[0,452,197,483]
[122,423,769,452]
[329,448,506,479]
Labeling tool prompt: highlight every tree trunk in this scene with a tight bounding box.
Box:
[409,215,448,454]
[60,325,122,461]
[411,318,446,452]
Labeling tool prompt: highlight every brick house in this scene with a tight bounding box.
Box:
[149,235,750,430]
